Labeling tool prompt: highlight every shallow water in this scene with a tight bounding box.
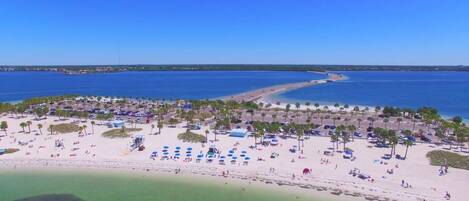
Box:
[0,170,325,201]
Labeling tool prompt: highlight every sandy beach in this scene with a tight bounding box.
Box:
[223,72,345,102]
[1,114,468,201]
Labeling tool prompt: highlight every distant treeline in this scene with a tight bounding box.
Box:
[0,64,468,73]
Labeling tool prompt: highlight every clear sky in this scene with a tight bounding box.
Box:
[0,0,468,65]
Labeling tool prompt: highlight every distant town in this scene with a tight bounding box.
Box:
[0,64,468,74]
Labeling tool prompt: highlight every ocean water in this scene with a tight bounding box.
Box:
[0,71,324,102]
[279,71,469,119]
[0,170,323,201]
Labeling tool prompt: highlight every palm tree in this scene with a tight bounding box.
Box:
[396,118,403,130]
[26,121,32,133]
[82,125,88,135]
[150,124,155,135]
[388,131,399,155]
[91,121,96,134]
[157,121,163,134]
[37,124,43,135]
[285,104,291,121]
[253,131,262,148]
[403,138,414,159]
[205,129,209,142]
[295,102,300,113]
[20,122,26,133]
[261,112,266,122]
[0,121,8,136]
[357,118,362,128]
[383,118,389,129]
[330,132,339,152]
[314,103,320,109]
[296,127,304,151]
[368,117,375,127]
[49,125,54,135]
[347,125,357,141]
[272,114,277,122]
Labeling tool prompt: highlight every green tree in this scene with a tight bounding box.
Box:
[20,122,27,133]
[396,118,403,130]
[285,104,291,121]
[388,130,399,155]
[253,130,263,148]
[157,121,163,134]
[205,129,209,142]
[403,137,414,159]
[0,121,8,136]
[26,121,32,133]
[383,118,389,129]
[91,121,96,134]
[49,125,54,135]
[296,126,304,151]
[37,123,43,135]
[347,125,357,141]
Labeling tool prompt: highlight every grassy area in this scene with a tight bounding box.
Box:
[426,150,469,170]
[102,128,142,138]
[48,123,80,134]
[177,130,206,143]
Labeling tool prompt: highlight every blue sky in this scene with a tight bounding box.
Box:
[0,0,468,65]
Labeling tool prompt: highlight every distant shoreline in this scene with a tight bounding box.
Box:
[1,64,468,75]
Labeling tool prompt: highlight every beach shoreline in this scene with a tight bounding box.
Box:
[0,158,424,201]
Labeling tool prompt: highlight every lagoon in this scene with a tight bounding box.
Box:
[0,170,321,201]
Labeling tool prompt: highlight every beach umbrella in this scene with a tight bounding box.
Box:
[227,153,233,157]
[175,153,180,156]
[232,156,238,160]
[187,147,193,150]
[176,146,181,150]
[186,153,192,157]
[163,152,169,155]
[175,150,180,153]
[229,150,235,154]
[220,156,226,159]
[163,145,169,149]
[241,150,247,154]
[244,157,250,161]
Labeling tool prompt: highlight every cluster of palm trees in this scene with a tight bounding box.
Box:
[19,121,33,133]
[330,125,357,152]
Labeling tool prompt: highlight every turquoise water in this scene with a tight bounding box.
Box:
[0,71,323,102]
[0,170,323,201]
[280,71,469,119]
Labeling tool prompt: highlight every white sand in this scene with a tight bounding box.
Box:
[1,114,468,201]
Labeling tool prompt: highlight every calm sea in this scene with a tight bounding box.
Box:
[0,71,323,102]
[0,170,321,201]
[1,71,468,119]
[279,71,469,119]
